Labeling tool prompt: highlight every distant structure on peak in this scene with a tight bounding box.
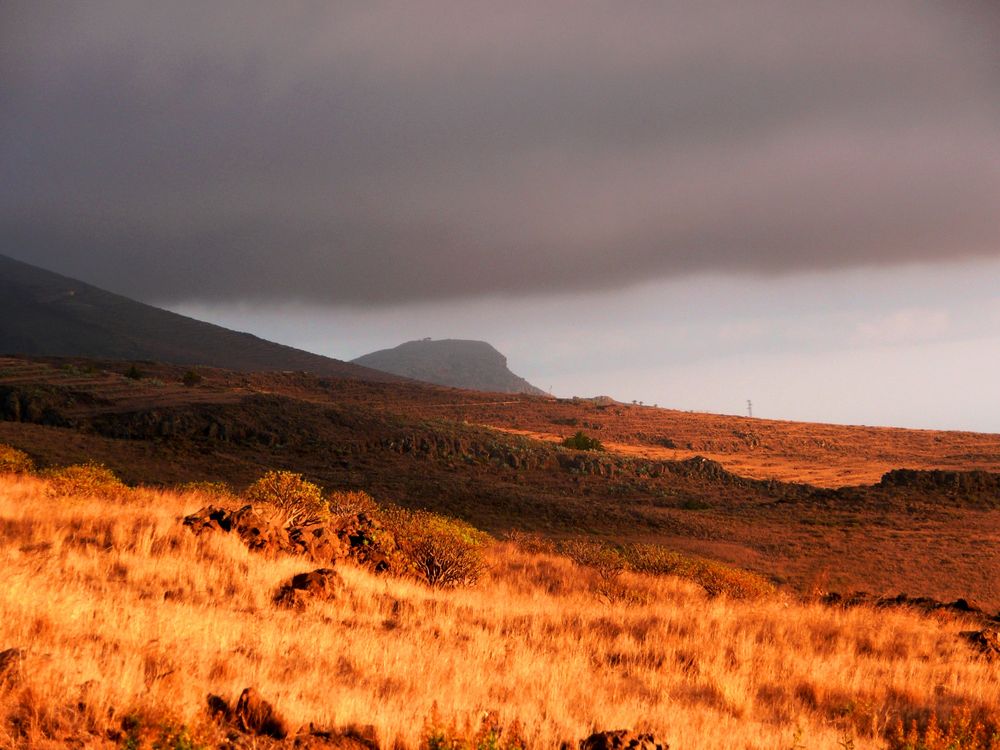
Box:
[352,338,547,395]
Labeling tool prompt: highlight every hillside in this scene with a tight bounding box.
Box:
[0,254,401,381]
[3,356,1000,608]
[352,339,547,395]
[1,473,997,749]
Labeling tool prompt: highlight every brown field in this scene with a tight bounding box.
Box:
[5,355,1000,489]
[2,473,1000,749]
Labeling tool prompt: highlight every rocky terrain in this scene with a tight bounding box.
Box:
[353,338,546,395]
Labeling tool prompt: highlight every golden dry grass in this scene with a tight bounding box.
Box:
[1,474,998,749]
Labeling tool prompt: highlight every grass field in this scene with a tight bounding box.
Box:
[2,472,998,749]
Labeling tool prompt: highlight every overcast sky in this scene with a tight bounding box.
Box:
[2,2,999,430]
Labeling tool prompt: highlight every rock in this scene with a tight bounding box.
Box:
[579,730,668,750]
[960,628,1000,660]
[233,687,289,739]
[273,568,343,609]
[0,647,24,688]
[288,725,380,749]
[184,506,401,573]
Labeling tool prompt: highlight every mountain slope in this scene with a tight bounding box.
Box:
[0,254,401,381]
[353,338,547,395]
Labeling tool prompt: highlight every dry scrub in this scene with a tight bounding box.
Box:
[1,474,998,749]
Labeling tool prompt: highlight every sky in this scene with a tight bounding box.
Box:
[2,2,999,431]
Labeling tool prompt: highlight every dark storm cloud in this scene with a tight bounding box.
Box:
[2,1,999,305]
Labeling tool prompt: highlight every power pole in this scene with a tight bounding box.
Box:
[747,399,753,418]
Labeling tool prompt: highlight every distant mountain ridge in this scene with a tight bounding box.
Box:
[0,254,401,381]
[352,338,547,395]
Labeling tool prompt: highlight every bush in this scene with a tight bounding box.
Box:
[890,707,1000,750]
[125,365,143,380]
[622,543,775,599]
[327,489,380,516]
[561,431,603,451]
[381,507,491,588]
[244,471,327,527]
[0,444,34,474]
[177,481,235,500]
[41,462,128,500]
[503,530,557,555]
[181,370,202,387]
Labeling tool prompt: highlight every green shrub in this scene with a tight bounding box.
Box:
[328,489,380,516]
[622,543,775,599]
[0,444,34,474]
[561,431,603,451]
[181,370,202,387]
[244,470,327,527]
[421,707,526,750]
[41,462,128,500]
[503,530,557,555]
[125,365,143,380]
[890,707,1000,750]
[381,507,491,588]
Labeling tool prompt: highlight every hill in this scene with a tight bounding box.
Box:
[3,355,1000,609]
[0,254,401,381]
[352,338,547,394]
[1,472,997,749]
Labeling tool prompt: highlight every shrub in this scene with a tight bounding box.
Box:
[244,471,327,527]
[561,431,603,451]
[181,370,202,387]
[622,543,775,599]
[41,462,128,500]
[328,489,380,516]
[421,706,526,750]
[0,444,34,474]
[504,530,557,555]
[125,365,143,380]
[381,507,491,588]
[177,481,235,500]
[889,707,1000,750]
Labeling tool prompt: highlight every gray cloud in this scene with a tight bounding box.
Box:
[2,1,999,305]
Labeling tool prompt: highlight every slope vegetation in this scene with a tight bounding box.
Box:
[1,473,998,749]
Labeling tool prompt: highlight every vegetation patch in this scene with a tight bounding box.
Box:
[244,470,328,527]
[40,462,128,500]
[561,430,604,451]
[0,443,33,475]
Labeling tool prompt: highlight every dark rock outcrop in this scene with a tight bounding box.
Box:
[960,628,1000,660]
[578,730,668,750]
[273,568,343,609]
[0,648,23,688]
[234,687,289,739]
[183,506,401,572]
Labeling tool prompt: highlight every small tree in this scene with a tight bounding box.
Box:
[381,508,491,588]
[181,370,202,387]
[244,471,327,527]
[562,431,604,451]
[0,444,34,475]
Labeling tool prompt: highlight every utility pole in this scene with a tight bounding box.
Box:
[747,399,753,418]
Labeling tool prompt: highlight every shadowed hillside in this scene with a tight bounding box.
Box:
[0,255,401,381]
[353,338,546,395]
[3,356,1000,609]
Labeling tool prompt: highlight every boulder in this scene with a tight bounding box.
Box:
[0,647,23,688]
[961,628,1000,660]
[233,687,289,739]
[579,730,668,750]
[273,568,343,609]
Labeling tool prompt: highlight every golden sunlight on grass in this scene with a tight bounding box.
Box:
[1,474,998,749]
